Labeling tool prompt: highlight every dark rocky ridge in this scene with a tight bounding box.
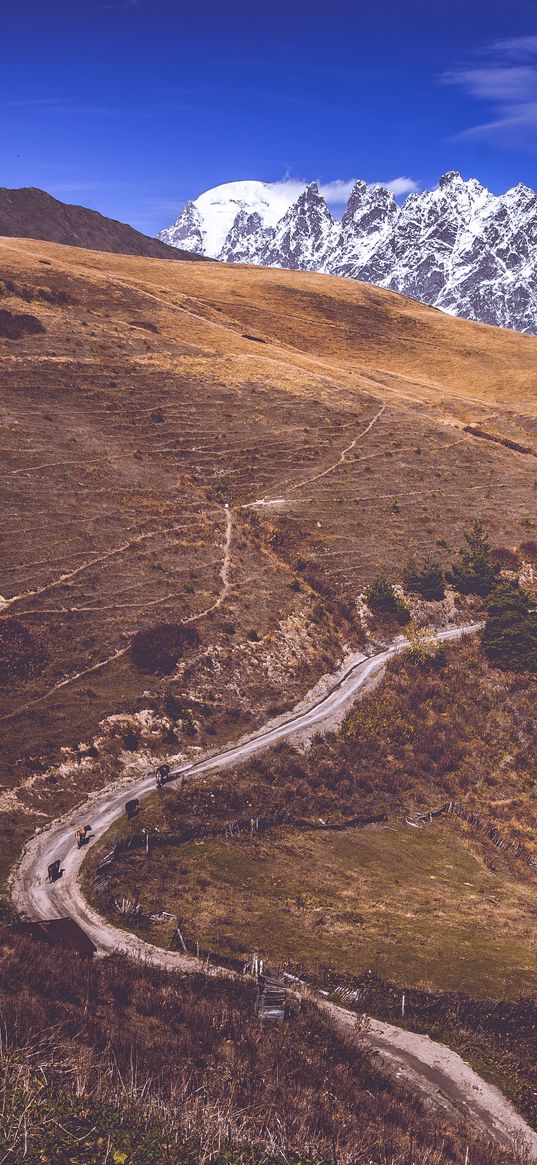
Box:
[0,187,207,262]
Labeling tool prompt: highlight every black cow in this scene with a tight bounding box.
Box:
[46,859,63,883]
[125,798,139,820]
[156,763,171,788]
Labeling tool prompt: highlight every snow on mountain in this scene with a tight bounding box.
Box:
[158,180,304,259]
[159,173,537,335]
[332,180,398,275]
[261,183,338,270]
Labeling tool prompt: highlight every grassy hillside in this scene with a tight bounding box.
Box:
[1,238,536,826]
[2,237,537,1165]
[92,634,537,997]
[0,934,514,1165]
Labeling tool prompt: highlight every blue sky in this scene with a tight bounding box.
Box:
[1,0,537,235]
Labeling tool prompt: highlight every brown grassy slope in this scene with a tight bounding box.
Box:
[96,636,537,999]
[0,237,536,794]
[0,934,519,1165]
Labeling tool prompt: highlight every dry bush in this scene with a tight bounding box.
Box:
[0,935,518,1165]
[491,546,521,570]
[0,618,46,684]
[130,622,200,675]
[0,307,45,338]
[520,539,537,562]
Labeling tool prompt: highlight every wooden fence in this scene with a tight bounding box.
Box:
[406,800,537,872]
[94,810,388,877]
[257,973,287,1021]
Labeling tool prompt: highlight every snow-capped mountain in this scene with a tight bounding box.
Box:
[159,173,537,335]
[159,180,302,259]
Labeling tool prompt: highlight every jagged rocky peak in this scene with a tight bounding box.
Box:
[220,209,274,263]
[158,200,204,253]
[439,170,463,188]
[262,183,336,270]
[341,181,397,239]
[342,180,397,229]
[159,172,537,335]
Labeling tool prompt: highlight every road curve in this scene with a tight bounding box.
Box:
[9,622,537,1160]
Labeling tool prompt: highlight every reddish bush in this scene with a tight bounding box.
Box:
[491,546,521,570]
[520,539,537,563]
[0,308,46,339]
[0,618,46,683]
[130,621,200,674]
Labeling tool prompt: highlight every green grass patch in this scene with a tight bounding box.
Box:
[107,820,537,998]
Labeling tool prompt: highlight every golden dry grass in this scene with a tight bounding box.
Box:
[1,236,536,804]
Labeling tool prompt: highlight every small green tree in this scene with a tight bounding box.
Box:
[366,574,410,625]
[482,581,537,672]
[449,520,501,597]
[403,557,445,601]
[405,622,447,669]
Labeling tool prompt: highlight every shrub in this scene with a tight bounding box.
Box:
[404,557,445,601]
[0,308,46,339]
[482,581,537,673]
[405,622,447,670]
[366,574,410,624]
[130,622,200,675]
[246,629,260,642]
[490,546,520,570]
[449,520,501,597]
[0,619,46,684]
[122,729,139,751]
[520,540,537,563]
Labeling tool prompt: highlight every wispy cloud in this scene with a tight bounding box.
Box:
[102,0,140,9]
[488,35,537,60]
[2,97,150,117]
[265,175,419,212]
[379,177,420,196]
[48,181,124,195]
[318,179,357,202]
[4,97,71,108]
[442,35,537,145]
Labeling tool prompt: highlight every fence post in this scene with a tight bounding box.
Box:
[174,927,187,952]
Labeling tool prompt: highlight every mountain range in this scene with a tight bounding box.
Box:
[159,174,537,334]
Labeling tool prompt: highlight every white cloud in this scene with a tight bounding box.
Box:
[271,175,419,207]
[445,64,537,102]
[318,179,357,202]
[378,177,420,195]
[489,35,537,61]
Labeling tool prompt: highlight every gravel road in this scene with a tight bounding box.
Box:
[10,623,537,1160]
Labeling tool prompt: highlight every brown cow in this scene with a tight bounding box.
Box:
[75,824,92,849]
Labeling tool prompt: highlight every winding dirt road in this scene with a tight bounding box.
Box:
[9,623,537,1161]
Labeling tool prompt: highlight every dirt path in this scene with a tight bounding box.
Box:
[9,621,537,1161]
[242,402,386,508]
[0,508,232,723]
[323,1002,537,1157]
[183,505,233,622]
